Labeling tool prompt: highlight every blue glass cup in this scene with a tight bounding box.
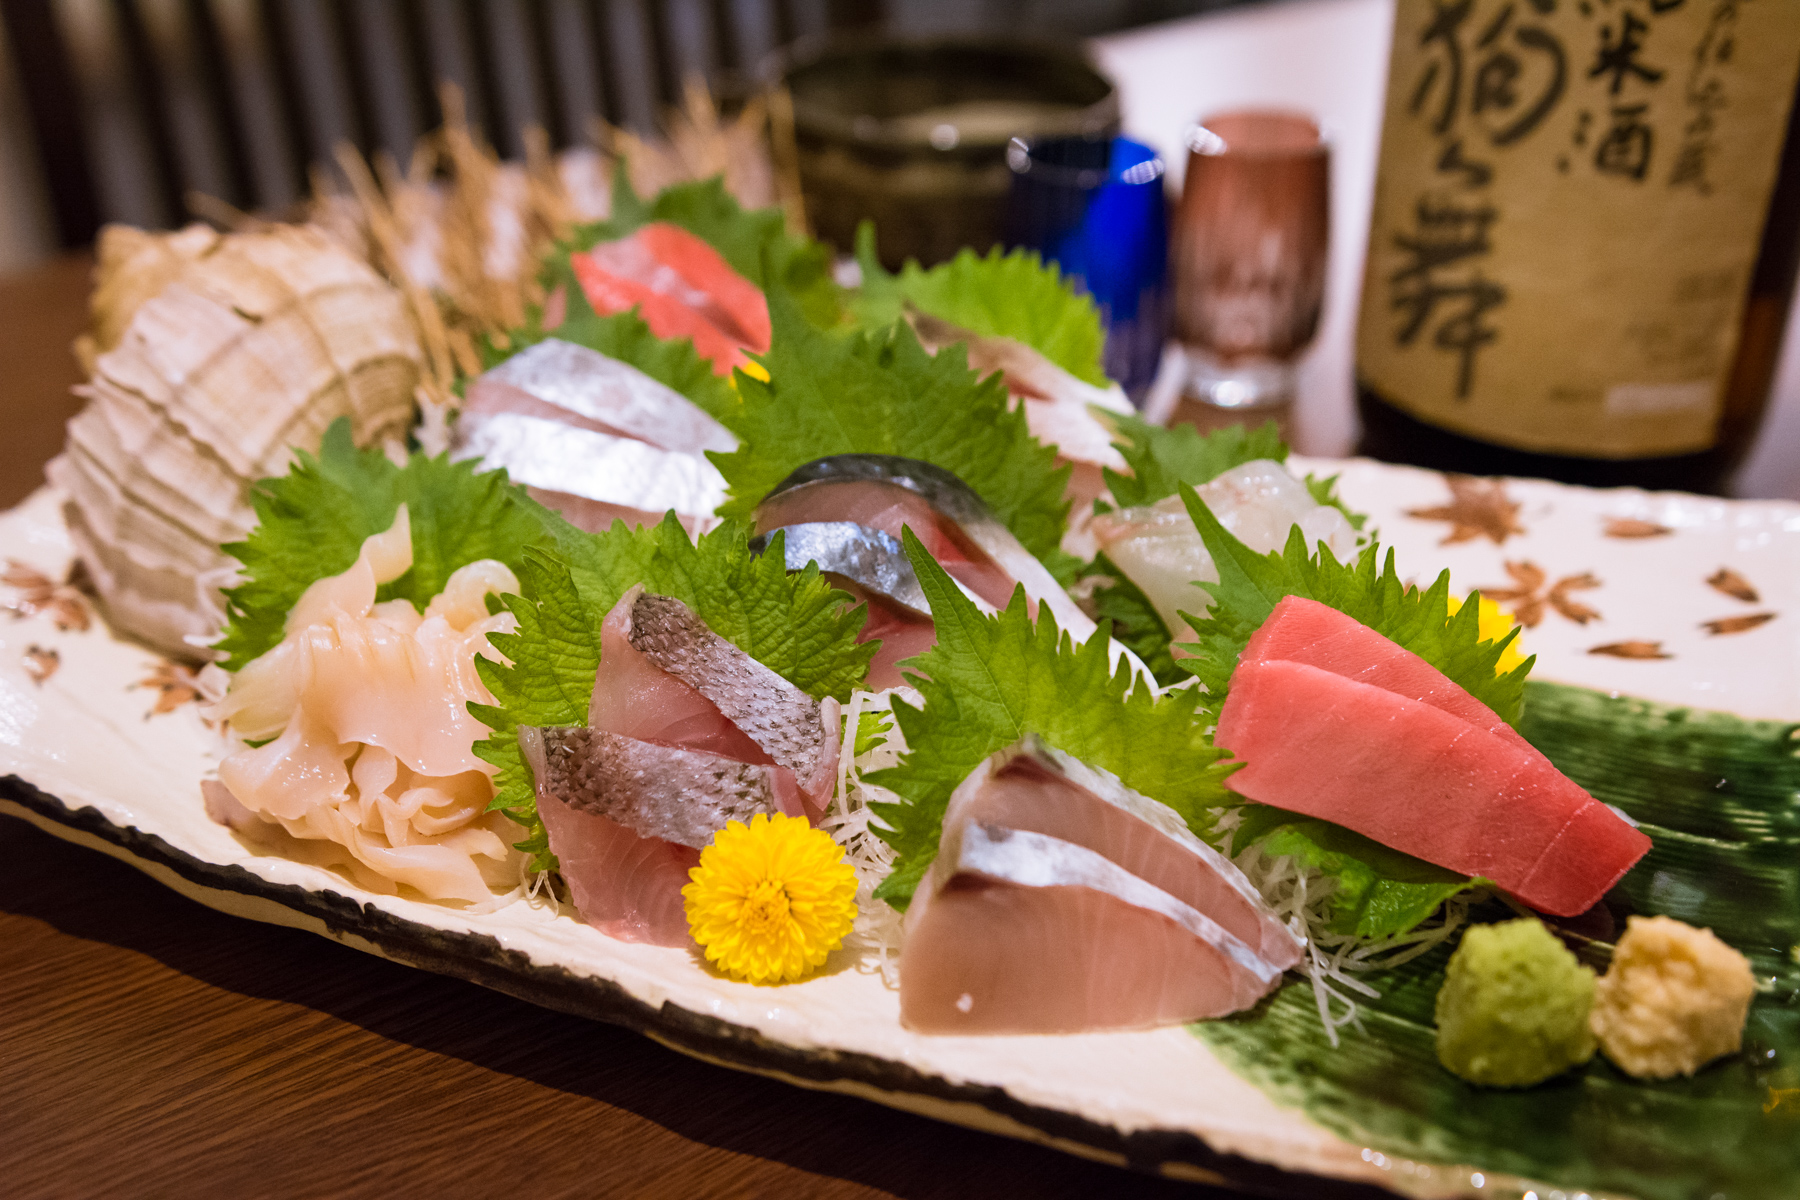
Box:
[1004,135,1169,403]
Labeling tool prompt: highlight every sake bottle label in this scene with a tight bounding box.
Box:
[1357,0,1800,458]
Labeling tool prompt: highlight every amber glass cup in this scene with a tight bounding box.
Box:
[1172,111,1329,435]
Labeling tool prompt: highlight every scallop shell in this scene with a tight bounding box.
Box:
[47,223,424,660]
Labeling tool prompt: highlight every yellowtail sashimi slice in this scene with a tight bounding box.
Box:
[900,822,1287,1034]
[944,736,1302,970]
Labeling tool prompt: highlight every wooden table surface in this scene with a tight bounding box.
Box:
[0,256,1244,1198]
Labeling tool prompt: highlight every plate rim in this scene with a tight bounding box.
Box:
[1,773,1405,1200]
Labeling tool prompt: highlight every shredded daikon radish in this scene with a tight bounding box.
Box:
[1217,808,1477,1047]
[820,686,920,987]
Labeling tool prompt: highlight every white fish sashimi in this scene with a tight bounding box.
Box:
[462,338,737,455]
[1092,459,1359,645]
[452,410,726,532]
[905,308,1132,507]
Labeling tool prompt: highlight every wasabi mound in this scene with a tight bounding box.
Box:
[1435,919,1597,1087]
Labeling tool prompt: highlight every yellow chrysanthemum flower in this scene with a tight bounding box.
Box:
[1448,593,1527,675]
[683,813,857,985]
[736,359,771,385]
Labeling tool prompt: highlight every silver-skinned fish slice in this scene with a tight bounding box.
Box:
[753,454,1094,636]
[944,736,1302,969]
[520,725,802,848]
[748,521,936,690]
[452,410,726,533]
[460,337,737,455]
[748,522,930,616]
[619,590,841,802]
[899,821,1287,1034]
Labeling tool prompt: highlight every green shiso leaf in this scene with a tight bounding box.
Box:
[564,165,842,329]
[470,516,874,870]
[1177,483,1530,937]
[1231,806,1486,939]
[867,529,1235,908]
[709,288,1076,577]
[216,418,555,670]
[1197,682,1800,1200]
[852,223,1108,385]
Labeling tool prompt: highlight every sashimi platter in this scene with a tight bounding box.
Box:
[4,173,1798,1200]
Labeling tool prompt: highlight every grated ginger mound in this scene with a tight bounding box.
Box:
[1591,915,1756,1079]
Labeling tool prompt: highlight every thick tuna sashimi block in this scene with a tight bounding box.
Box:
[1240,595,1529,747]
[1216,597,1650,917]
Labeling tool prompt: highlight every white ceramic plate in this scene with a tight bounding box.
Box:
[5,464,1797,1199]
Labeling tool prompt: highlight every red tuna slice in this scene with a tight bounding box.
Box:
[535,788,698,946]
[754,479,1019,611]
[1216,657,1652,916]
[1243,596,1531,749]
[944,739,1302,969]
[900,822,1286,1034]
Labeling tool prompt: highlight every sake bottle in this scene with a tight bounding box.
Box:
[1354,0,1800,493]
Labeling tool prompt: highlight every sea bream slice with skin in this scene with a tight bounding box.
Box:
[939,737,1302,969]
[748,522,935,691]
[523,588,841,945]
[451,338,733,534]
[899,821,1287,1035]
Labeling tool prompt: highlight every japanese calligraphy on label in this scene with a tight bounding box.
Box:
[1358,0,1800,458]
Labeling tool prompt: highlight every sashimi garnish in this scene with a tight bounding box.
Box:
[851,230,1110,389]
[706,288,1079,584]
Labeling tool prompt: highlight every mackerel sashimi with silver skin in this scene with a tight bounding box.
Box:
[899,737,1295,1034]
[752,454,1096,637]
[523,586,842,946]
[748,520,935,691]
[452,338,734,533]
